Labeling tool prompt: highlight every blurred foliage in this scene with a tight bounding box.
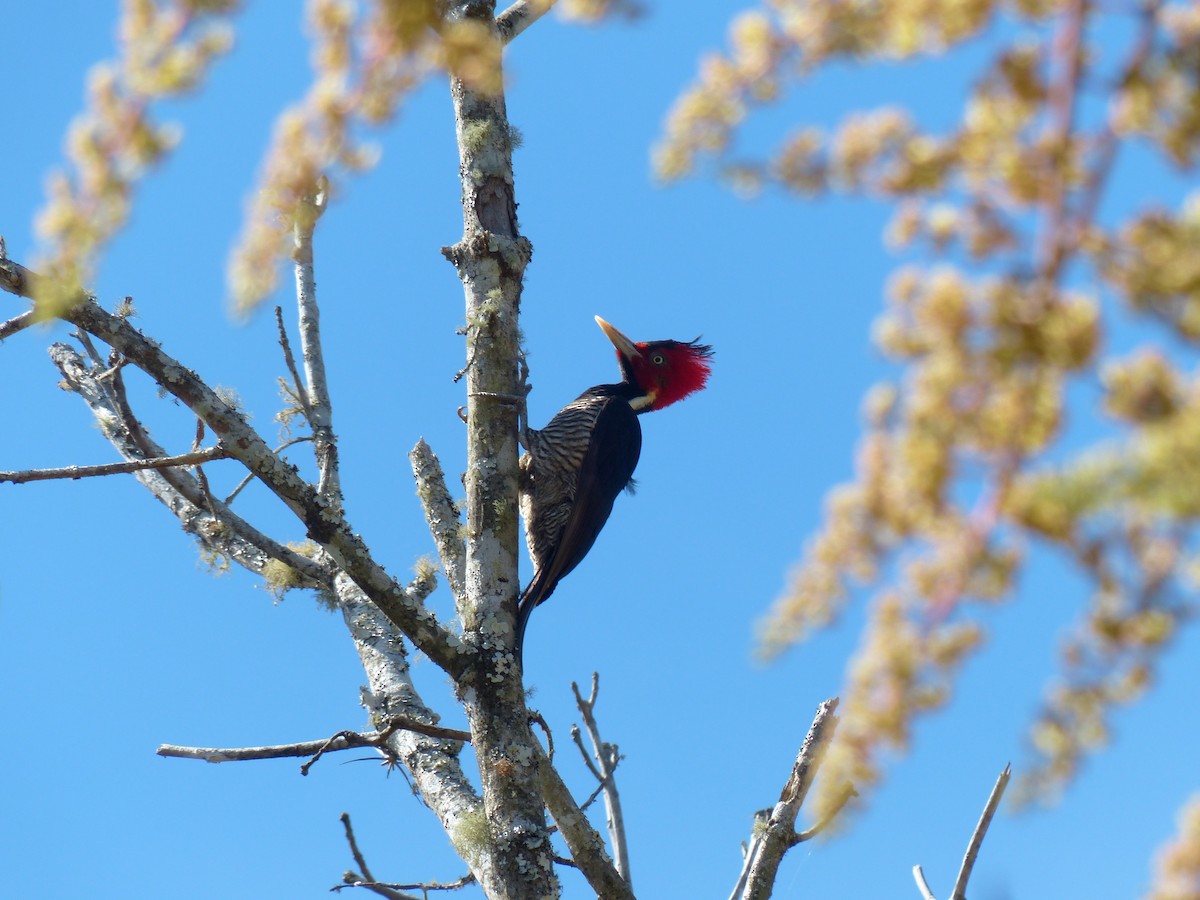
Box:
[33,0,636,314]
[1146,794,1200,900]
[658,0,1200,837]
[34,0,239,317]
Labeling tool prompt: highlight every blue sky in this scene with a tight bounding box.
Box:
[3,3,1197,899]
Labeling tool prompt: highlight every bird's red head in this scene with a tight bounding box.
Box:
[595,315,713,412]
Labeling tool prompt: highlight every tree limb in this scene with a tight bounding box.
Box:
[336,813,427,900]
[291,175,341,503]
[47,342,332,585]
[534,742,634,900]
[335,572,486,872]
[443,1,548,896]
[910,763,1011,900]
[1,446,230,484]
[571,673,631,886]
[731,698,843,900]
[8,280,466,677]
[496,0,556,43]
[0,308,35,340]
[156,716,471,766]
[950,763,1011,900]
[409,439,467,606]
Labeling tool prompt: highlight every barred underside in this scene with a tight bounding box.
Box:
[519,393,610,575]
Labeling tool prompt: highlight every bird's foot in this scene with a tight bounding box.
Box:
[467,352,533,446]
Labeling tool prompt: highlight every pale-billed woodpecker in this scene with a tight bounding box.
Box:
[515,316,713,662]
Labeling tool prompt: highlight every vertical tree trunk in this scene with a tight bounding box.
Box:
[443,2,546,896]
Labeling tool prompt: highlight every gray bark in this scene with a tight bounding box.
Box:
[440,2,552,896]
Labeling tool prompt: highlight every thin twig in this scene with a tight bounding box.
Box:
[341,812,380,884]
[334,816,475,900]
[909,763,1011,900]
[1,446,230,484]
[223,436,314,504]
[731,698,843,900]
[1072,0,1159,239]
[1038,0,1088,277]
[274,305,314,426]
[496,0,558,46]
[409,439,467,607]
[192,417,218,511]
[0,309,35,341]
[292,176,341,502]
[528,710,554,760]
[533,741,634,900]
[335,874,474,897]
[912,866,937,900]
[156,717,471,768]
[949,763,1011,900]
[572,673,631,885]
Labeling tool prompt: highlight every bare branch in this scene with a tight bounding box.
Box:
[910,763,1011,900]
[48,342,331,586]
[534,742,634,900]
[0,255,38,299]
[571,673,631,886]
[223,436,314,505]
[336,812,464,899]
[0,309,35,341]
[291,176,341,502]
[25,286,466,676]
[0,446,229,484]
[496,0,556,43]
[339,874,475,894]
[337,813,418,900]
[409,439,467,606]
[731,698,842,900]
[274,304,314,426]
[949,763,1011,900]
[912,866,937,900]
[156,716,471,766]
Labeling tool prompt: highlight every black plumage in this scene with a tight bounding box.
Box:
[515,383,642,657]
[512,317,712,665]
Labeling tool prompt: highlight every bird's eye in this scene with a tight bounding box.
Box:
[651,353,666,366]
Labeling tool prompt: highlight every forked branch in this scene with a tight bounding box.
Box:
[912,763,1011,900]
[731,698,846,900]
[571,673,631,886]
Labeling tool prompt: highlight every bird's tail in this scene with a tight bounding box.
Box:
[513,587,534,668]
[513,573,556,668]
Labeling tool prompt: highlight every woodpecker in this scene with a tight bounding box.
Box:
[515,315,713,662]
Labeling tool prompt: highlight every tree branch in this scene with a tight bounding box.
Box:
[731,698,843,900]
[291,175,341,503]
[949,763,1011,900]
[337,813,421,900]
[910,763,1011,900]
[47,342,332,585]
[443,1,547,895]
[496,0,556,43]
[534,742,634,900]
[1,446,230,484]
[0,255,38,299]
[0,308,35,341]
[409,439,467,607]
[571,673,631,886]
[13,282,466,676]
[156,716,471,766]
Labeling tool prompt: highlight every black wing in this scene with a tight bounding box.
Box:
[516,397,642,655]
